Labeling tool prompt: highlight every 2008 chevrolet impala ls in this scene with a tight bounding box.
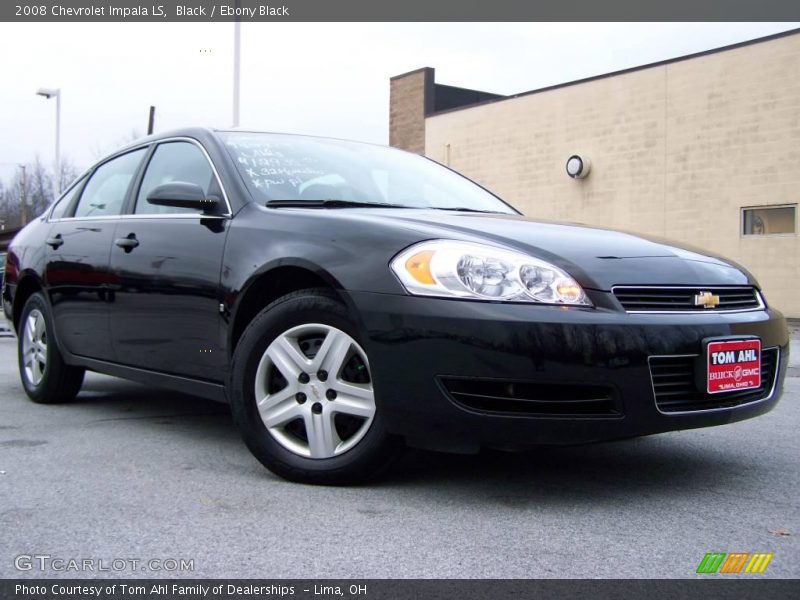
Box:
[2,129,789,484]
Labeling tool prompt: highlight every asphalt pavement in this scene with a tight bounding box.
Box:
[0,331,797,579]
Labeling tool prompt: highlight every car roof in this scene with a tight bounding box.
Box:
[116,127,393,155]
[114,126,218,153]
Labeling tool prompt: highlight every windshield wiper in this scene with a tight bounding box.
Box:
[429,206,504,214]
[266,200,509,213]
[266,199,410,209]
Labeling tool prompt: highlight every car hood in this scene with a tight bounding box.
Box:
[352,209,756,291]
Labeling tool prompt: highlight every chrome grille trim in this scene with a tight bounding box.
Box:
[612,285,765,314]
[648,346,780,415]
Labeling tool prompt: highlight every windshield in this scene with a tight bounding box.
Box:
[219,132,518,214]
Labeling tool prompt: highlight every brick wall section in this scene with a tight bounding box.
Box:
[389,68,433,154]
[422,33,800,316]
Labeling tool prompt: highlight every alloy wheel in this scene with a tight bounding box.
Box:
[22,309,48,386]
[254,323,376,459]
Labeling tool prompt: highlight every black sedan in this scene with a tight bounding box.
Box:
[2,128,789,484]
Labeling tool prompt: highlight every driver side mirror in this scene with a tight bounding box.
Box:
[146,182,218,212]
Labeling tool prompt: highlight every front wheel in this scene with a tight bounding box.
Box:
[229,289,401,484]
[18,291,85,404]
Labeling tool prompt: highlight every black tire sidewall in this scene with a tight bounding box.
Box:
[230,290,396,483]
[17,292,67,402]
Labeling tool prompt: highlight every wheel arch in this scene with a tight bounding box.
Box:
[12,270,47,333]
[227,260,356,357]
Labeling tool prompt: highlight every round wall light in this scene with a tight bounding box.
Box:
[566,155,591,179]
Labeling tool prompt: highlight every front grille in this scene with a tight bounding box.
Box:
[649,348,779,413]
[613,286,762,312]
[441,378,620,417]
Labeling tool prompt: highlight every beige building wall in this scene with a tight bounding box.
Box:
[389,68,433,155]
[418,33,800,316]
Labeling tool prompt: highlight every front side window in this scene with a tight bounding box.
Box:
[135,142,216,215]
[219,132,517,214]
[49,176,86,220]
[73,149,147,218]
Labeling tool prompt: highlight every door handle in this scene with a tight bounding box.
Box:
[114,234,139,252]
[46,234,64,249]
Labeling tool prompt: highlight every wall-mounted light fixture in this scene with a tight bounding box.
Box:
[566,154,591,179]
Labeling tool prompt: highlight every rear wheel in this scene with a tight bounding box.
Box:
[18,292,85,404]
[230,289,400,484]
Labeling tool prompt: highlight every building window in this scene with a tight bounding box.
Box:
[742,205,796,236]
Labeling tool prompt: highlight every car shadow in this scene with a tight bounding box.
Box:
[76,373,228,413]
[72,374,755,503]
[71,372,235,435]
[378,432,759,515]
[74,373,226,411]
[378,437,754,508]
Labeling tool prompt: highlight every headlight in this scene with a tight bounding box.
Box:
[390,240,591,305]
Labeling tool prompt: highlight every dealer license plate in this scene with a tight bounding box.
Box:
[706,338,761,394]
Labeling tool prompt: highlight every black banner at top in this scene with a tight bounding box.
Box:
[3,0,800,22]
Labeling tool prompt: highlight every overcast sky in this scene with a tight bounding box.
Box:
[0,22,798,182]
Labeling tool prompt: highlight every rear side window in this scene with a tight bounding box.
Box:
[49,177,86,220]
[135,142,215,215]
[73,149,146,218]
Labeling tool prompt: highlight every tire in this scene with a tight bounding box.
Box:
[229,288,401,485]
[18,291,85,404]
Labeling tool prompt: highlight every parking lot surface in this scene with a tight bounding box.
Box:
[0,331,798,578]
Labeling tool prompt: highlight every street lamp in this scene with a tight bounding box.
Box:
[232,1,241,127]
[36,87,61,197]
[19,163,27,225]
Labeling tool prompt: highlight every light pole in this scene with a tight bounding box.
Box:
[19,164,27,226]
[232,0,241,127]
[36,87,61,197]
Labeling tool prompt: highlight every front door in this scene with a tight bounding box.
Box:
[108,140,229,381]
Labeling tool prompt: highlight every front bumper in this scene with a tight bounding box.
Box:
[346,291,789,451]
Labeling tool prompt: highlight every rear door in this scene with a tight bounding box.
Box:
[45,148,147,360]
[108,139,230,381]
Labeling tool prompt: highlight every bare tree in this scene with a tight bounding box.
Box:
[0,179,13,230]
[58,158,81,196]
[29,156,53,218]
[0,155,80,229]
[90,128,143,160]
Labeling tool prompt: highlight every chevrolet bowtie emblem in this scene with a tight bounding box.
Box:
[694,291,720,309]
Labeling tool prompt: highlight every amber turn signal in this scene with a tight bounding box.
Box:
[405,250,436,285]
